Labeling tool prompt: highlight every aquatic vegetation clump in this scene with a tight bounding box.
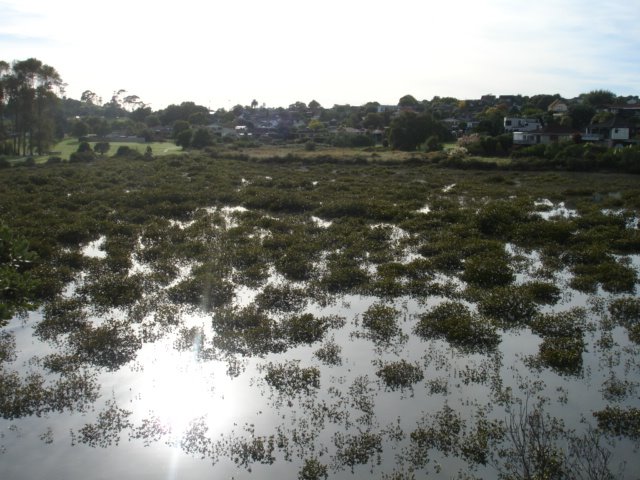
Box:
[255,284,308,313]
[333,431,383,471]
[35,296,88,342]
[0,331,16,363]
[70,321,141,371]
[375,359,424,391]
[461,250,515,289]
[415,301,500,353]
[71,399,133,448]
[313,339,342,366]
[298,457,328,480]
[0,368,99,419]
[608,296,640,343]
[211,306,284,356]
[474,285,539,327]
[593,406,640,440]
[360,303,403,344]
[529,309,587,375]
[262,360,320,397]
[280,313,329,345]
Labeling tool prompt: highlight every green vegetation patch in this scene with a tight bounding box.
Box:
[375,359,424,391]
[262,360,320,397]
[360,303,405,345]
[593,406,640,440]
[415,301,500,353]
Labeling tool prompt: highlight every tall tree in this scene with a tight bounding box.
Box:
[582,89,617,109]
[388,111,448,151]
[0,61,10,140]
[3,58,64,155]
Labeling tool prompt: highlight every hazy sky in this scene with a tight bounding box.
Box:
[1,0,638,110]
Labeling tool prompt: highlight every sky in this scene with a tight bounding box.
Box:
[1,0,639,111]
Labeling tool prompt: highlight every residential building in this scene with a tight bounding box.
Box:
[504,117,543,132]
[513,125,578,145]
[583,116,634,145]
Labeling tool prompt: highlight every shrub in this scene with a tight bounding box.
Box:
[69,150,96,163]
[361,303,402,343]
[462,250,515,288]
[375,359,424,391]
[415,301,500,353]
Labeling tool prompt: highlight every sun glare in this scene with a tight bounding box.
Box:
[136,341,235,437]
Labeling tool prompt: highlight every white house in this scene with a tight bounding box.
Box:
[584,117,633,144]
[547,99,569,115]
[504,117,543,132]
[513,125,577,145]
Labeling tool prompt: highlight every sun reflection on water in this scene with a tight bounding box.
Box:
[136,340,236,439]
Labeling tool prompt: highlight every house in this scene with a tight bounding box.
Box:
[377,105,399,114]
[504,117,543,132]
[583,116,634,145]
[513,125,578,145]
[547,99,569,116]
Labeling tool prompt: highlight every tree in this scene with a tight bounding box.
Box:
[0,61,10,142]
[191,128,213,149]
[308,99,321,111]
[582,90,616,109]
[362,112,384,130]
[308,119,325,132]
[476,106,507,136]
[568,103,596,131]
[398,94,419,108]
[175,129,192,149]
[188,111,209,125]
[77,141,92,153]
[94,142,110,156]
[172,120,190,138]
[251,99,258,109]
[80,90,102,106]
[72,120,90,140]
[388,111,448,151]
[2,58,64,155]
[159,101,209,125]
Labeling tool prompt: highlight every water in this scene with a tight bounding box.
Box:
[1,208,639,479]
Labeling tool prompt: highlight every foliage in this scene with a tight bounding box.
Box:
[388,111,449,151]
[375,359,424,391]
[94,142,110,156]
[0,223,38,325]
[593,406,640,440]
[262,360,320,397]
[415,301,500,353]
[299,458,328,480]
[361,303,403,344]
[462,250,515,288]
[0,58,64,155]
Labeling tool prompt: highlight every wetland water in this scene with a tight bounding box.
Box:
[1,155,639,479]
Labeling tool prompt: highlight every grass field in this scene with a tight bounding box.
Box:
[48,138,183,160]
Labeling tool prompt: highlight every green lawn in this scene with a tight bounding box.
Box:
[16,138,184,163]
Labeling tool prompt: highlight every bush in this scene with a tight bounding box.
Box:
[462,250,515,288]
[415,301,500,353]
[69,150,96,163]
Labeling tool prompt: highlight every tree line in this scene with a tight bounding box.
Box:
[2,57,637,157]
[0,58,63,156]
